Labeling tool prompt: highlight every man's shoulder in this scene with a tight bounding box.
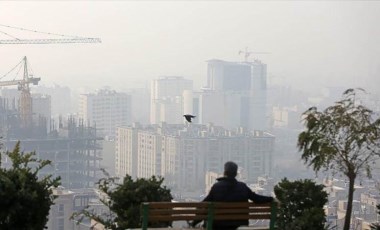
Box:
[236,181,249,186]
[212,178,247,189]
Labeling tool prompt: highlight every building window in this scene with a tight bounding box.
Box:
[58,204,64,216]
[58,218,64,230]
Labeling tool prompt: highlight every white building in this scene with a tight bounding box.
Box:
[79,88,131,138]
[150,76,193,124]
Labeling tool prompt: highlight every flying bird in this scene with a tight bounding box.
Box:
[183,114,196,123]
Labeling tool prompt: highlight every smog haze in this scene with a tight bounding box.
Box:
[1,1,380,93]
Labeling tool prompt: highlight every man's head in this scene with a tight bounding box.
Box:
[224,161,238,178]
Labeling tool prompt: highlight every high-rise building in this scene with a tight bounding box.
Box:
[150,76,193,124]
[207,59,252,92]
[201,59,267,131]
[199,90,250,129]
[250,60,267,131]
[115,123,274,194]
[79,88,131,138]
[115,123,139,178]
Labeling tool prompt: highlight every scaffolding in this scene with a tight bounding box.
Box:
[0,110,103,189]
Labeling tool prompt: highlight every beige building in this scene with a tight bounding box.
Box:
[79,88,131,138]
[115,123,274,194]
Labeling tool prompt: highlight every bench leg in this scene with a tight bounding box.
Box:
[207,203,214,230]
[142,204,149,230]
[269,202,277,230]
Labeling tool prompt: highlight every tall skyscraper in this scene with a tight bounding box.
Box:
[207,59,252,91]
[201,59,268,131]
[250,60,267,131]
[150,76,193,124]
[79,88,131,138]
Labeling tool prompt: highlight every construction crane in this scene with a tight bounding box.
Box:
[0,57,40,128]
[0,24,100,128]
[0,24,101,44]
[238,47,270,62]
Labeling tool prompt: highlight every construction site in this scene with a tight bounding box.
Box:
[0,25,103,189]
[0,57,103,189]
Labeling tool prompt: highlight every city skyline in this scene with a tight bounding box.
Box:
[1,2,380,229]
[1,1,380,94]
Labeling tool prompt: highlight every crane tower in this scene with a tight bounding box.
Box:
[0,24,101,128]
[0,57,40,128]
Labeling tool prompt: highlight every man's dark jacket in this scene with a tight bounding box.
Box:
[199,177,273,230]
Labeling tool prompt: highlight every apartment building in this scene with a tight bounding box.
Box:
[116,123,274,194]
[79,88,131,138]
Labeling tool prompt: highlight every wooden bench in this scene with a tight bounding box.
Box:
[141,202,277,230]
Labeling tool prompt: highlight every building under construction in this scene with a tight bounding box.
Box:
[0,106,102,189]
[0,57,102,189]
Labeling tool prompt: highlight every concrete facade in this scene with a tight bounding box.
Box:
[201,59,267,131]
[115,123,274,194]
[79,88,131,138]
[150,76,193,124]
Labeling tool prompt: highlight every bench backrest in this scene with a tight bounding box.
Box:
[141,202,277,230]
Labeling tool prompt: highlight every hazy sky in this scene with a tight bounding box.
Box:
[1,1,380,93]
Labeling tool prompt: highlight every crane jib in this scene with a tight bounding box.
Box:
[0,38,101,44]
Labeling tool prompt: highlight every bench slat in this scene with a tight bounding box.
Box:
[145,202,209,208]
[149,210,271,216]
[214,208,271,214]
[149,209,209,215]
[214,214,272,220]
[145,202,271,209]
[149,208,270,215]
[214,203,271,208]
[141,202,277,230]
[147,214,272,222]
[148,215,209,221]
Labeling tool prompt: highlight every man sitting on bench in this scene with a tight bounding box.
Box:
[191,161,274,230]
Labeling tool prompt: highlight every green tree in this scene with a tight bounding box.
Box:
[0,141,60,230]
[274,178,328,230]
[370,204,380,230]
[73,172,173,230]
[298,88,380,230]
